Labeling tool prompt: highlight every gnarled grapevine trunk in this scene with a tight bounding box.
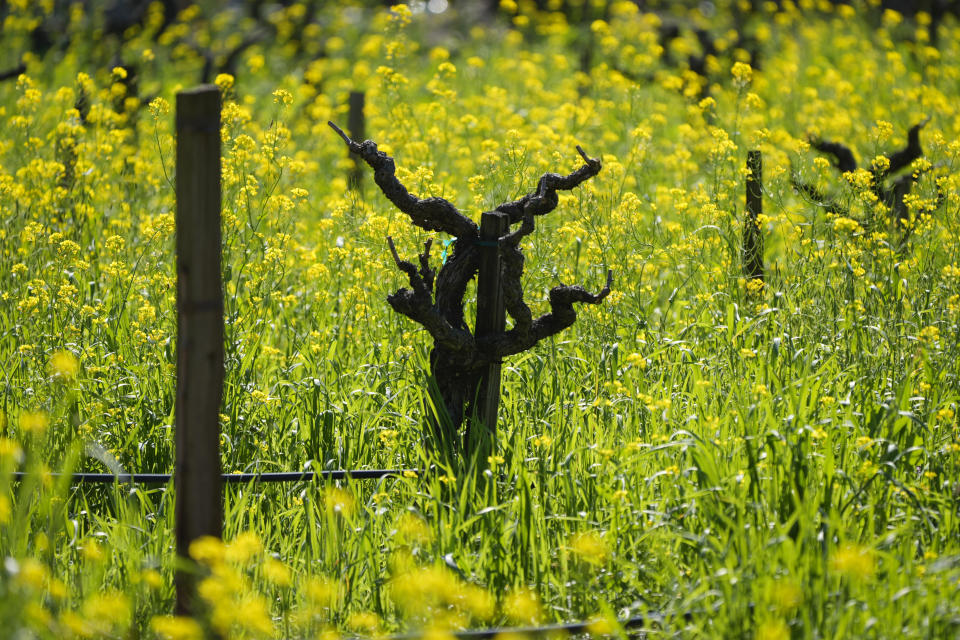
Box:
[330,122,612,455]
[792,117,947,247]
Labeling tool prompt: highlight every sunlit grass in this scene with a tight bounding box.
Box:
[1,0,959,637]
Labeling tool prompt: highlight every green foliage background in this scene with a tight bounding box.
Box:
[0,0,958,637]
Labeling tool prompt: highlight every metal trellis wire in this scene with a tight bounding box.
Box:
[10,469,417,484]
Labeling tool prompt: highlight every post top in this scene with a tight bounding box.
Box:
[176,85,221,132]
[177,84,219,97]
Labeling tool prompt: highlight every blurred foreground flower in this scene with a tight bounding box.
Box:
[830,544,876,580]
[49,350,79,382]
[19,411,48,435]
[569,531,609,566]
[151,616,205,640]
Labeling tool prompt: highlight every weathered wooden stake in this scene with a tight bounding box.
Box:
[743,149,764,283]
[174,85,224,616]
[347,91,365,191]
[469,211,509,462]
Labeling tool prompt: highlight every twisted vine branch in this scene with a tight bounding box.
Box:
[329,121,612,438]
[792,117,944,234]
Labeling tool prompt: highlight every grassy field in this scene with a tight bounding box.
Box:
[1,1,959,638]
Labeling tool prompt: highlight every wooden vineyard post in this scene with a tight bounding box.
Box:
[174,85,224,616]
[743,149,764,283]
[347,90,365,191]
[469,211,509,464]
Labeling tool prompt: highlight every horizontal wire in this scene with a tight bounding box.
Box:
[10,469,417,484]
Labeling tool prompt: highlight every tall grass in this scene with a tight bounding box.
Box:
[1,0,959,637]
